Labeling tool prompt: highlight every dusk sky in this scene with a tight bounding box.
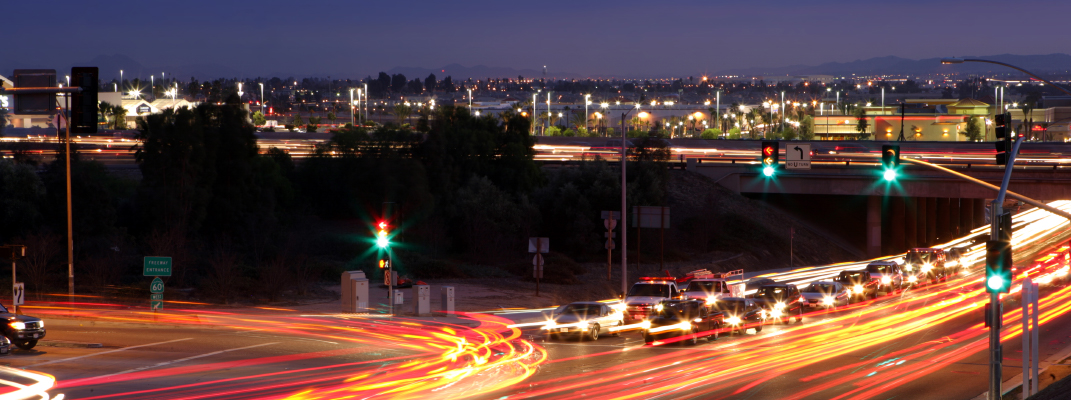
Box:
[8,0,1071,79]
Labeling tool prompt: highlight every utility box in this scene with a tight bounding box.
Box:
[414,285,430,316]
[341,270,368,313]
[394,290,404,305]
[441,286,455,313]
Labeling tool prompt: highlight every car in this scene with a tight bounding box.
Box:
[542,302,624,341]
[904,248,948,284]
[800,281,850,308]
[866,261,904,294]
[751,283,804,323]
[641,299,723,345]
[831,144,870,154]
[833,270,879,300]
[947,246,971,273]
[744,277,776,292]
[0,304,45,350]
[624,277,680,322]
[708,297,766,334]
[681,278,732,304]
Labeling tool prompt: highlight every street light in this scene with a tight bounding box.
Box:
[584,94,591,132]
[941,58,1071,97]
[260,83,265,116]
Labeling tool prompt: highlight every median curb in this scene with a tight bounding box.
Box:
[38,340,103,349]
[970,335,1071,400]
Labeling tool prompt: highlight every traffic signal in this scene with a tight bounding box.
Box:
[985,239,1012,293]
[376,221,390,248]
[761,141,779,177]
[881,145,900,181]
[70,67,98,134]
[994,112,1011,165]
[378,258,390,270]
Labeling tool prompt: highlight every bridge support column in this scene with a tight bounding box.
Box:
[867,196,882,258]
[961,198,975,234]
[949,198,962,239]
[936,198,951,243]
[916,197,928,248]
[890,197,907,255]
[905,197,918,250]
[926,197,937,246]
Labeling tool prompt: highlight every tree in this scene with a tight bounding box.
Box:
[1021,91,1042,140]
[292,114,304,128]
[111,104,128,130]
[252,111,267,126]
[407,79,423,94]
[853,107,870,140]
[390,74,407,92]
[326,112,336,126]
[393,104,413,125]
[424,74,437,92]
[0,160,45,241]
[962,116,983,141]
[799,115,815,140]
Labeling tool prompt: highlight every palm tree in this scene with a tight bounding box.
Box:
[1021,92,1042,140]
[111,104,128,130]
[569,112,586,131]
[392,104,412,125]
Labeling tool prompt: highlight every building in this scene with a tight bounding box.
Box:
[813,98,995,141]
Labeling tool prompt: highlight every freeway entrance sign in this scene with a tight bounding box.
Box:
[143,256,172,276]
[787,144,811,170]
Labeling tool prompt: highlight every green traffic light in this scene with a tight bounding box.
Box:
[763,166,775,177]
[883,169,897,181]
[987,275,1003,291]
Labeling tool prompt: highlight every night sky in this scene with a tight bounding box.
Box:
[8,0,1071,79]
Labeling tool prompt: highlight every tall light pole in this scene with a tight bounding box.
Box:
[467,88,472,112]
[119,70,123,92]
[716,90,721,132]
[532,91,539,135]
[620,103,639,295]
[364,83,369,123]
[600,102,609,136]
[546,92,552,133]
[584,94,591,132]
[349,88,355,126]
[259,83,265,116]
[237,82,243,99]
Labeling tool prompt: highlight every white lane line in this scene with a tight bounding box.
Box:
[26,338,193,367]
[88,342,278,380]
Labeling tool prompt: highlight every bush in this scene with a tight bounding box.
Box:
[701,128,722,139]
[728,127,742,139]
[545,126,561,136]
[563,128,577,137]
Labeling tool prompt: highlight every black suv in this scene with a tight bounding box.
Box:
[0,304,45,350]
[642,299,724,345]
[751,283,804,323]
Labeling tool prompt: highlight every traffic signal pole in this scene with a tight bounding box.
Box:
[986,134,1024,400]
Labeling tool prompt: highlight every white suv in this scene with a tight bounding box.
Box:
[624,278,680,322]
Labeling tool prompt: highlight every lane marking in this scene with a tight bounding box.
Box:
[26,338,193,367]
[87,342,278,380]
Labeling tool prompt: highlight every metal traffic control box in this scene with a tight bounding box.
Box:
[394,290,404,305]
[441,286,455,313]
[341,270,368,312]
[413,285,430,316]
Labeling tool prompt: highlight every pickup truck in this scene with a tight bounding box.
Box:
[642,299,723,345]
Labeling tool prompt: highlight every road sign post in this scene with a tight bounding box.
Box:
[602,211,619,280]
[12,283,24,310]
[786,144,811,170]
[150,277,164,311]
[529,238,548,296]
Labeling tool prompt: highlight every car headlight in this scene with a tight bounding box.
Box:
[853,284,864,293]
[37,321,43,328]
[655,304,664,312]
[542,321,556,330]
[726,316,742,325]
[921,263,933,272]
[771,309,783,318]
[903,264,913,271]
[822,297,835,305]
[707,296,717,304]
[881,277,891,285]
[641,320,652,330]
[908,275,918,282]
[774,302,786,310]
[9,322,25,330]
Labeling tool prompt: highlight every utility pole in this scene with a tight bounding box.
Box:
[620,105,637,295]
[987,134,1024,400]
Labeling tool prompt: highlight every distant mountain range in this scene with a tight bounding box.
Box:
[5,53,1071,81]
[721,54,1071,77]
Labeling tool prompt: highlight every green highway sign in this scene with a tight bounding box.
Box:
[151,300,163,311]
[150,277,164,294]
[150,293,163,301]
[143,256,172,276]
